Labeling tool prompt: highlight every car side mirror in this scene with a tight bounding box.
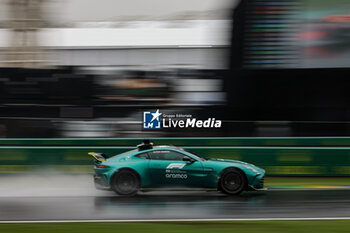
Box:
[183,156,195,163]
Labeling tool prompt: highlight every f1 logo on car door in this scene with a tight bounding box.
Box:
[148,150,204,187]
[166,163,186,169]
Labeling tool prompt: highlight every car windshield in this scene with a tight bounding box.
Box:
[183,149,207,161]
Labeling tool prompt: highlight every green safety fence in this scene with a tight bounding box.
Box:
[0,137,349,176]
[0,137,349,146]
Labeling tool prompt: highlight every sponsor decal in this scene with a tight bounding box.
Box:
[165,173,188,179]
[143,109,222,129]
[165,167,188,179]
[166,163,186,169]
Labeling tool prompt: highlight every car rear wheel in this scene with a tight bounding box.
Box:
[112,169,140,196]
[219,168,246,195]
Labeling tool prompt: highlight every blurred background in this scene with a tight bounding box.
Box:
[0,1,350,226]
[0,0,348,175]
[0,0,233,138]
[0,0,347,138]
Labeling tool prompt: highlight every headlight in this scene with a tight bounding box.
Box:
[243,165,261,175]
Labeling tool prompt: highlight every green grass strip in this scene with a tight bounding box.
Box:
[266,177,350,187]
[1,221,350,233]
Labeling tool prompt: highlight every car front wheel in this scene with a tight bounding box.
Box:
[219,168,246,195]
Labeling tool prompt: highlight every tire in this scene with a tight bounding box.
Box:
[111,169,140,196]
[219,168,246,195]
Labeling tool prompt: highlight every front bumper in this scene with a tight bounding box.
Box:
[248,174,266,191]
[94,174,111,190]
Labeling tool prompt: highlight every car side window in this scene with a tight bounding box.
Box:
[149,150,185,161]
[134,152,149,159]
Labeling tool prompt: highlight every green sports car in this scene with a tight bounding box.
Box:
[89,140,265,196]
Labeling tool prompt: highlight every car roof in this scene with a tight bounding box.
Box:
[153,145,180,149]
[135,145,185,153]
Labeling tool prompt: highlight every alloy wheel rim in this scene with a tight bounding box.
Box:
[223,173,242,192]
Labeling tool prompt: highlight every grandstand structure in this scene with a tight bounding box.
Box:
[3,0,49,68]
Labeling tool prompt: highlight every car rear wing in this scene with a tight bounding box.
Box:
[88,152,107,162]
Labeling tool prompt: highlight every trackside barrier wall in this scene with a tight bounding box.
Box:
[0,137,349,176]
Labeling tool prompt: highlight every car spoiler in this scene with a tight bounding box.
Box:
[88,152,107,162]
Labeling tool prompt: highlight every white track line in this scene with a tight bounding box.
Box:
[2,217,350,223]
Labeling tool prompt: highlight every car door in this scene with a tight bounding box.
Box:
[148,149,205,188]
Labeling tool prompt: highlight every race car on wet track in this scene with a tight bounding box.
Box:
[89,140,265,196]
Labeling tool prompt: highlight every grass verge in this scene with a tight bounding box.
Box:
[1,220,350,233]
[265,177,350,187]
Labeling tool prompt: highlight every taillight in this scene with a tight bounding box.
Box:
[95,165,110,168]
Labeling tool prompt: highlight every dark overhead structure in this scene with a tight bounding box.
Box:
[226,0,350,123]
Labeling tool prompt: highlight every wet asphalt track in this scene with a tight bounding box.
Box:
[1,189,350,221]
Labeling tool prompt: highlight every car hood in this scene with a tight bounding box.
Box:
[207,158,265,173]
